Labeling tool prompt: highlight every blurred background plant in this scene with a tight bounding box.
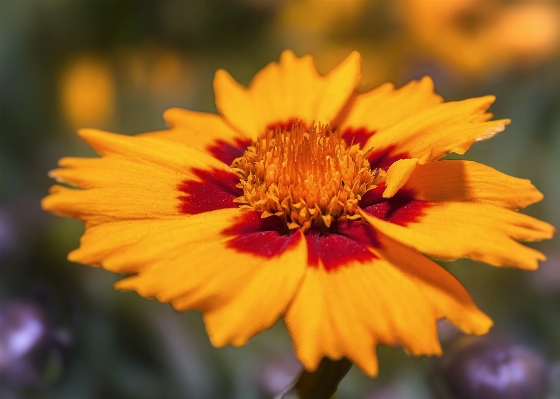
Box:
[1,0,559,398]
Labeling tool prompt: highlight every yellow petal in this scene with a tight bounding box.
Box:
[42,129,240,226]
[202,229,307,348]
[141,109,251,164]
[285,226,491,376]
[214,50,361,138]
[285,265,380,376]
[42,184,181,226]
[67,219,177,273]
[374,232,492,337]
[50,155,183,189]
[114,210,307,347]
[365,96,509,168]
[337,76,443,147]
[382,158,419,198]
[360,203,555,270]
[75,128,228,172]
[403,160,544,210]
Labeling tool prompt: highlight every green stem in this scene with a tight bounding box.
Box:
[277,357,353,399]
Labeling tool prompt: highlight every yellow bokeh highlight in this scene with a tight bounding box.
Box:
[60,56,115,128]
[492,2,560,63]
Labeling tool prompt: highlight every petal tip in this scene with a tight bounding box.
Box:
[113,276,141,292]
[473,318,493,336]
[335,50,362,76]
[77,127,101,139]
[207,331,228,349]
[483,94,497,104]
[40,195,52,211]
[280,49,297,61]
[214,68,242,91]
[347,50,361,63]
[419,75,435,86]
[476,122,507,141]
[162,107,184,127]
[352,353,379,377]
[67,250,80,263]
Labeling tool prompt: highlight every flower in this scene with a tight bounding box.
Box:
[434,336,549,399]
[42,50,555,376]
[398,0,560,76]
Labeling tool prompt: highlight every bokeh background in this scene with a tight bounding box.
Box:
[1,1,559,398]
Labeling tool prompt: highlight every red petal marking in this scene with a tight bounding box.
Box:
[360,183,430,226]
[367,145,410,170]
[359,183,386,205]
[207,137,251,165]
[223,211,301,258]
[224,212,379,269]
[306,221,379,272]
[178,168,241,214]
[341,127,376,149]
[331,220,381,247]
[339,130,409,170]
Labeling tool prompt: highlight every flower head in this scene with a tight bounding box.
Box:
[231,121,382,230]
[42,50,555,376]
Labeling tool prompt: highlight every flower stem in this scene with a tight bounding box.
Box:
[277,357,353,399]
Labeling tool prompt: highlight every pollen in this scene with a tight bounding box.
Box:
[231,121,384,231]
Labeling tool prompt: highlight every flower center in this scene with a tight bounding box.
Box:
[231,121,383,231]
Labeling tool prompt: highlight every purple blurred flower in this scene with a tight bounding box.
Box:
[0,300,69,390]
[258,353,302,397]
[434,336,549,399]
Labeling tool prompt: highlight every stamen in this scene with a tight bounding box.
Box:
[231,121,383,231]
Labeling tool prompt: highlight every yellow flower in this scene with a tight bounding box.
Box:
[42,51,555,376]
[398,0,560,76]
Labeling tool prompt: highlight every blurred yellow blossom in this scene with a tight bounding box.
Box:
[59,55,116,128]
[398,0,560,76]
